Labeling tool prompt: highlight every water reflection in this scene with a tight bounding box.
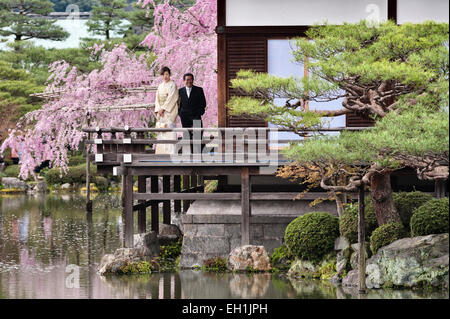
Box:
[0,194,448,299]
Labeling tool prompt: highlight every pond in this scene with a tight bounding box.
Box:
[0,194,447,299]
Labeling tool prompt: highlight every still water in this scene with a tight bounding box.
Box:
[0,194,447,299]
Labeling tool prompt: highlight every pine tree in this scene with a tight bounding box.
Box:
[86,0,129,40]
[0,0,69,42]
[228,21,449,225]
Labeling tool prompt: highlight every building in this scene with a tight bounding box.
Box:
[215,0,449,194]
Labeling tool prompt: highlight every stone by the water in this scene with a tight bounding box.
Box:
[287,259,318,278]
[1,177,27,191]
[98,231,160,275]
[365,233,449,289]
[342,269,359,287]
[228,245,271,271]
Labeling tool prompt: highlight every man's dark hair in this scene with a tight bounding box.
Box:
[183,73,194,81]
[160,66,171,75]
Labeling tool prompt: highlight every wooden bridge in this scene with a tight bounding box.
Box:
[82,126,364,248]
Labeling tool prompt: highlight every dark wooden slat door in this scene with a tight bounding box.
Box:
[226,36,267,128]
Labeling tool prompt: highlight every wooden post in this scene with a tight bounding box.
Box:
[151,175,159,234]
[182,175,190,212]
[358,183,367,294]
[163,175,171,224]
[174,175,181,213]
[123,169,134,248]
[137,176,147,234]
[190,174,197,205]
[85,117,92,212]
[85,133,92,212]
[241,167,251,246]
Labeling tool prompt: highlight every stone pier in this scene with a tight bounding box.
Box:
[179,199,337,268]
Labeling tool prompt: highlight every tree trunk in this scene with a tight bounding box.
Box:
[335,192,346,217]
[370,172,401,225]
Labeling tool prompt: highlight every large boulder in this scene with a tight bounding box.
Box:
[366,233,449,289]
[342,269,359,287]
[158,223,182,246]
[288,259,319,278]
[1,177,27,191]
[98,231,159,275]
[228,245,271,271]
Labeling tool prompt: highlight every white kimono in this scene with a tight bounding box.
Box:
[154,80,179,154]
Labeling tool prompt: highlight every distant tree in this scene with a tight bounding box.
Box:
[0,0,69,42]
[0,60,43,142]
[49,0,94,12]
[86,0,130,40]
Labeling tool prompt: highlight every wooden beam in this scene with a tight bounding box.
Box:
[130,167,261,177]
[134,192,241,201]
[241,167,251,246]
[123,171,134,248]
[151,175,159,234]
[137,176,146,234]
[133,199,163,211]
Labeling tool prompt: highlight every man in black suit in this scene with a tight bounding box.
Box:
[178,73,206,153]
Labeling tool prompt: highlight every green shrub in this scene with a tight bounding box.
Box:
[202,257,228,272]
[44,163,97,185]
[339,198,378,244]
[68,154,85,166]
[285,212,339,263]
[370,222,408,254]
[410,197,449,237]
[93,176,109,192]
[119,260,159,274]
[3,164,20,178]
[270,244,294,269]
[393,191,433,228]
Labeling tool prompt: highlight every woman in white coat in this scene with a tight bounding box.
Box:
[154,67,179,154]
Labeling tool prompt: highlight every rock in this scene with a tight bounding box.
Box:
[98,254,118,275]
[159,223,182,239]
[336,250,348,275]
[1,177,27,191]
[365,233,449,289]
[335,237,350,251]
[60,183,71,190]
[134,231,159,255]
[350,252,358,270]
[228,245,271,271]
[330,274,342,286]
[349,243,370,270]
[35,181,47,193]
[98,232,159,275]
[158,235,179,246]
[171,211,183,234]
[350,242,370,254]
[27,181,47,194]
[342,269,359,287]
[288,259,318,278]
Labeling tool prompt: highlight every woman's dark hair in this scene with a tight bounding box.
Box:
[183,73,194,81]
[160,66,171,76]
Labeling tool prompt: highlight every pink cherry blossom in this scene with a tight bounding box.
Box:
[1,0,218,179]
